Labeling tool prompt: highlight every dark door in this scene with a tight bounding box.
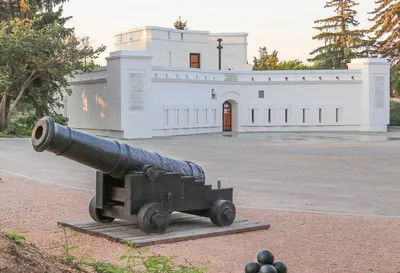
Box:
[223,101,232,131]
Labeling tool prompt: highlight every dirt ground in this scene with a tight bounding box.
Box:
[0,234,83,273]
[0,171,400,273]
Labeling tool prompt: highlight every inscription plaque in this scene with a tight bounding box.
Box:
[373,76,385,109]
[128,73,144,111]
[224,74,238,81]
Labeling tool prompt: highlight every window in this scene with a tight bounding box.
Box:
[213,109,217,124]
[175,109,179,125]
[190,53,200,68]
[302,109,306,123]
[268,109,271,123]
[258,90,264,98]
[211,89,217,99]
[195,109,199,125]
[318,108,322,123]
[164,109,169,126]
[167,52,172,66]
[251,109,255,123]
[204,109,208,124]
[184,109,189,125]
[336,108,339,122]
[284,109,288,123]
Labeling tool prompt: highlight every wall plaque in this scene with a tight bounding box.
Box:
[128,73,144,111]
[224,74,238,81]
[373,76,385,109]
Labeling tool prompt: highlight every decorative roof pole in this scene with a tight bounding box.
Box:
[217,38,223,70]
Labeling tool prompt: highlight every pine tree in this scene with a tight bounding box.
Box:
[368,0,400,63]
[173,16,188,30]
[0,0,70,23]
[308,0,369,69]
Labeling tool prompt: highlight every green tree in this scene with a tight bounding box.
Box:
[275,59,312,70]
[308,0,369,69]
[368,1,400,96]
[173,16,188,30]
[368,0,400,63]
[0,18,106,130]
[253,47,314,70]
[252,47,279,70]
[0,0,75,120]
[0,0,69,21]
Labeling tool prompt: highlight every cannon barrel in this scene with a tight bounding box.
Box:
[31,116,205,180]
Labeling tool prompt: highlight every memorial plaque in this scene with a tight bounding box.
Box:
[128,73,144,111]
[373,76,385,109]
[224,73,238,81]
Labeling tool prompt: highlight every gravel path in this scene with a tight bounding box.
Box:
[0,171,399,273]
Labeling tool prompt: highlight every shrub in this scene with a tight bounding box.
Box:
[89,241,210,273]
[52,113,69,126]
[6,113,68,137]
[57,225,209,273]
[390,101,400,126]
[7,114,39,136]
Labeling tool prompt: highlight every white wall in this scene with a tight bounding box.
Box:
[66,67,123,132]
[65,51,390,139]
[150,67,365,135]
[114,26,252,70]
[209,33,250,70]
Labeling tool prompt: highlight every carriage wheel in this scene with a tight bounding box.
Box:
[209,199,236,227]
[88,196,115,224]
[137,202,170,234]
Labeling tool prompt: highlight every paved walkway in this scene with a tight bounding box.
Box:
[1,131,400,217]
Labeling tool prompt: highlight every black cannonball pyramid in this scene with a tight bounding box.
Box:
[259,264,278,273]
[244,261,260,273]
[272,261,288,273]
[257,250,275,265]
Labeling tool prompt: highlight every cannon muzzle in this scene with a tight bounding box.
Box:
[31,116,205,180]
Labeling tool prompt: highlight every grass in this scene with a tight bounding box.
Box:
[5,229,27,245]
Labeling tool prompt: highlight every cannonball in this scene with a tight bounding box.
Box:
[272,261,288,273]
[244,261,260,273]
[259,264,278,273]
[257,249,274,265]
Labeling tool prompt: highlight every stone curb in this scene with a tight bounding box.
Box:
[0,138,31,142]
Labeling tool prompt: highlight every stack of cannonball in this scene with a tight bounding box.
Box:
[244,249,287,273]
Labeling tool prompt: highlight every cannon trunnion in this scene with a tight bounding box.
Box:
[31,116,236,234]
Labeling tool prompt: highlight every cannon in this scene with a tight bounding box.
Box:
[31,116,236,234]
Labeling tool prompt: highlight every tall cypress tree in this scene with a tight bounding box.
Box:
[308,0,369,69]
[368,0,400,63]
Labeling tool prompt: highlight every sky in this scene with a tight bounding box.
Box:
[62,0,379,66]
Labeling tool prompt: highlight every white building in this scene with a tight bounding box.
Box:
[62,26,391,139]
[114,26,253,70]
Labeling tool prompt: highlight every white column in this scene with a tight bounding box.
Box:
[106,51,153,139]
[348,58,391,132]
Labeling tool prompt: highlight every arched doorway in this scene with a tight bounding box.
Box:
[223,101,232,131]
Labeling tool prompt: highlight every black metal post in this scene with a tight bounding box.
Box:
[217,38,223,70]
